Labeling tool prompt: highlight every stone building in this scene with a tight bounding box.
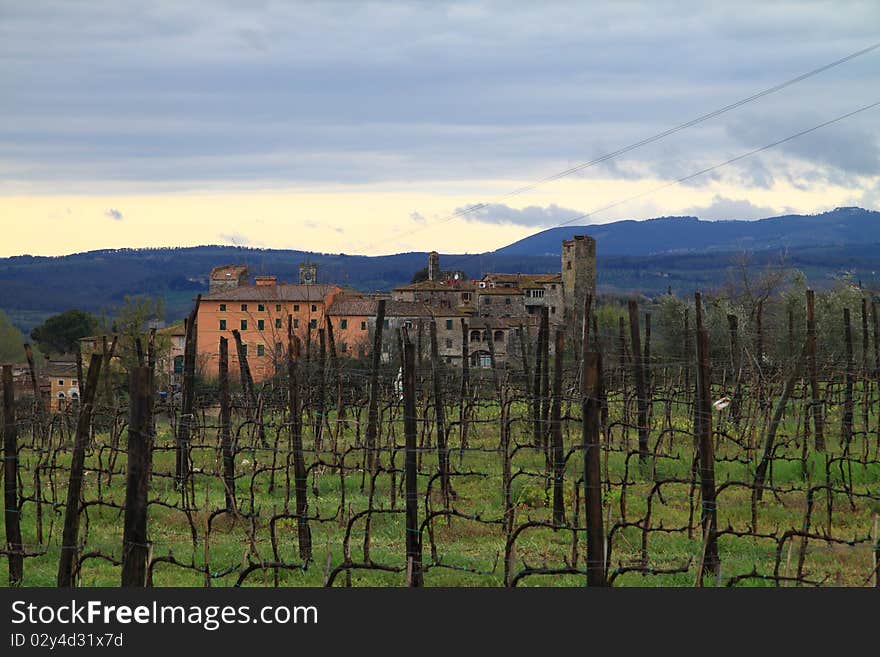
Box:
[209,265,249,294]
[328,296,451,362]
[193,235,595,374]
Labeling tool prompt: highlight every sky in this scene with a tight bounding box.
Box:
[1,0,879,257]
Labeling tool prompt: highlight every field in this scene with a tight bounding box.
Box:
[3,333,880,588]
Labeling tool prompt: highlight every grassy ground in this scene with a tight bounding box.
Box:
[3,390,880,587]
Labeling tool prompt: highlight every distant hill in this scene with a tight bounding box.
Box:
[2,206,879,333]
[496,206,880,256]
[0,247,557,332]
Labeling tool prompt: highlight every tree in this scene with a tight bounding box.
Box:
[411,267,429,284]
[112,295,167,373]
[0,310,33,362]
[30,309,100,355]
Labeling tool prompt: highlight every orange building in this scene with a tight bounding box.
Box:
[197,269,342,381]
[44,358,79,413]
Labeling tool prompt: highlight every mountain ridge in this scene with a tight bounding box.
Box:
[2,206,879,332]
[495,206,880,256]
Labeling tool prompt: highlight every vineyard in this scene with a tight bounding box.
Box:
[3,290,880,588]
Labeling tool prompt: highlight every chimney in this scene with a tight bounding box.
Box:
[255,275,277,287]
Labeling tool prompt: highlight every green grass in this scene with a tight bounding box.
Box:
[3,391,880,587]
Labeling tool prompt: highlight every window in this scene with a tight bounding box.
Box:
[258,304,265,312]
[257,319,265,331]
[404,320,413,329]
[58,392,65,399]
[462,292,471,302]
[241,304,248,311]
[294,319,299,328]
[240,319,248,330]
[551,284,556,290]
[551,306,556,314]
[310,319,317,329]
[275,342,283,356]
[294,304,300,312]
[483,296,491,305]
[173,355,184,374]
[505,297,511,305]
[446,319,453,330]
[470,330,481,343]
[361,321,367,330]
[58,379,64,386]
[529,289,545,298]
[275,304,281,312]
[311,304,317,312]
[446,338,452,348]
[383,319,390,329]
[219,319,227,330]
[275,318,282,329]
[494,330,504,342]
[566,261,572,270]
[256,344,265,357]
[219,303,227,311]
[341,319,348,329]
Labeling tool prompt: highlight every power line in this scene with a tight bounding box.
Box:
[357,40,880,254]
[441,98,880,271]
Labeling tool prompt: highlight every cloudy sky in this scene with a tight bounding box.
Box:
[1,1,879,257]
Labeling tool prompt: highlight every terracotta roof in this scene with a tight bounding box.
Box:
[484,272,561,288]
[327,298,376,316]
[392,280,453,292]
[534,274,563,284]
[201,284,339,302]
[45,361,78,377]
[157,322,186,336]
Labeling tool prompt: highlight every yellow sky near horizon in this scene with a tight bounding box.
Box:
[0,175,865,258]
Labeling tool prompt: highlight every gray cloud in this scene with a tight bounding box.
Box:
[680,195,783,221]
[460,202,585,227]
[104,208,124,220]
[1,2,878,193]
[726,112,880,177]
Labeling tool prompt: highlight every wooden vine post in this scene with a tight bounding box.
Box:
[121,366,151,586]
[57,354,102,587]
[2,365,23,585]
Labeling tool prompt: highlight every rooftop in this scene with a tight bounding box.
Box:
[202,283,339,302]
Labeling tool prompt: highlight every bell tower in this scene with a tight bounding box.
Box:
[299,260,317,285]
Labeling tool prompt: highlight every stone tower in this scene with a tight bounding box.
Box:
[427,251,440,282]
[561,235,596,330]
[299,260,317,285]
[209,265,249,293]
